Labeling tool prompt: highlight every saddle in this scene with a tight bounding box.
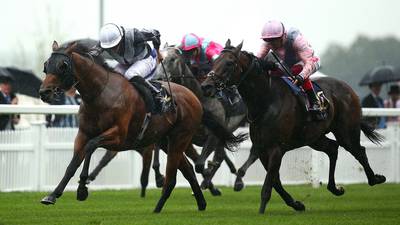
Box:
[129,76,173,115]
[281,76,329,120]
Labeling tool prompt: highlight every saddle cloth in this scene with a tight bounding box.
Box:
[130,78,173,114]
[281,76,329,112]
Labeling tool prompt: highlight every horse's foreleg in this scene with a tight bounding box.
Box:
[41,131,87,205]
[224,151,237,174]
[195,136,218,173]
[309,136,344,196]
[77,126,121,201]
[273,173,305,211]
[139,145,154,198]
[258,146,282,214]
[234,145,258,191]
[152,144,165,188]
[87,150,118,183]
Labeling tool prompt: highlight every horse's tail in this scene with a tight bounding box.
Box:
[202,109,248,151]
[360,120,384,145]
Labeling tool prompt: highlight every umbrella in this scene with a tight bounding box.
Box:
[359,65,400,86]
[0,67,42,98]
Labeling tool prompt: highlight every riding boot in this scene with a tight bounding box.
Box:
[306,89,326,120]
[144,80,165,112]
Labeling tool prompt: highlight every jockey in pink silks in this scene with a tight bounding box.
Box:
[257,20,325,117]
[179,33,242,105]
[179,33,223,81]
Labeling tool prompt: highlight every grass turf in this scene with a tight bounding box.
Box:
[0,184,399,225]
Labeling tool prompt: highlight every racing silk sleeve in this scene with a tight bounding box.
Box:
[292,33,320,80]
[205,41,223,62]
[133,28,160,43]
[257,42,271,59]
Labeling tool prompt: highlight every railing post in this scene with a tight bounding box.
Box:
[310,150,321,188]
[391,123,400,183]
[31,121,47,191]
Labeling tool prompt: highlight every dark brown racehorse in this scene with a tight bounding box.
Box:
[202,40,386,213]
[39,41,242,212]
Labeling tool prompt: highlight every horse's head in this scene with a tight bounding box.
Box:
[39,41,78,103]
[157,45,191,83]
[202,39,246,97]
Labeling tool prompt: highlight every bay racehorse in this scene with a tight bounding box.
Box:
[201,40,386,213]
[39,41,243,213]
[155,45,247,193]
[57,39,164,198]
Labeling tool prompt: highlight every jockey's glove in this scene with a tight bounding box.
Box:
[294,74,305,86]
[152,32,161,50]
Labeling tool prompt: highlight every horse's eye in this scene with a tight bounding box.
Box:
[58,61,68,73]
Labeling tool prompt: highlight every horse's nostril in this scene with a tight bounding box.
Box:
[39,89,53,101]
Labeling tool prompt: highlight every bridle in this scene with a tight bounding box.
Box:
[206,48,257,91]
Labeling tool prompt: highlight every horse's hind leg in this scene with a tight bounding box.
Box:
[87,150,118,183]
[139,145,154,198]
[152,144,165,188]
[178,154,207,210]
[154,136,205,213]
[234,145,258,191]
[309,136,344,196]
[333,127,386,186]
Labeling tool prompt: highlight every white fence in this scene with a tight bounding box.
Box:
[0,105,399,192]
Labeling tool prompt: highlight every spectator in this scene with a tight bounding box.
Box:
[0,76,19,130]
[46,88,80,127]
[361,82,386,128]
[384,84,400,123]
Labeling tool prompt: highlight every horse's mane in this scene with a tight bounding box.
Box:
[222,46,263,73]
[60,40,115,73]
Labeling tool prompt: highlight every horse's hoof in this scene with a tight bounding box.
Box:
[41,195,56,205]
[369,174,386,186]
[195,164,205,174]
[200,180,209,190]
[77,185,88,201]
[156,175,164,188]
[209,188,222,196]
[140,189,146,198]
[290,201,306,211]
[233,179,244,192]
[198,202,207,211]
[328,185,345,196]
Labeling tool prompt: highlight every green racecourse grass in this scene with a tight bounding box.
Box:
[0,184,399,225]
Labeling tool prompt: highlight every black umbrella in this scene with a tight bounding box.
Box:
[0,67,42,98]
[359,65,400,86]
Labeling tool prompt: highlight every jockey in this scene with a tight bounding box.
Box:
[257,20,324,116]
[178,33,223,82]
[179,33,241,105]
[96,23,162,95]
